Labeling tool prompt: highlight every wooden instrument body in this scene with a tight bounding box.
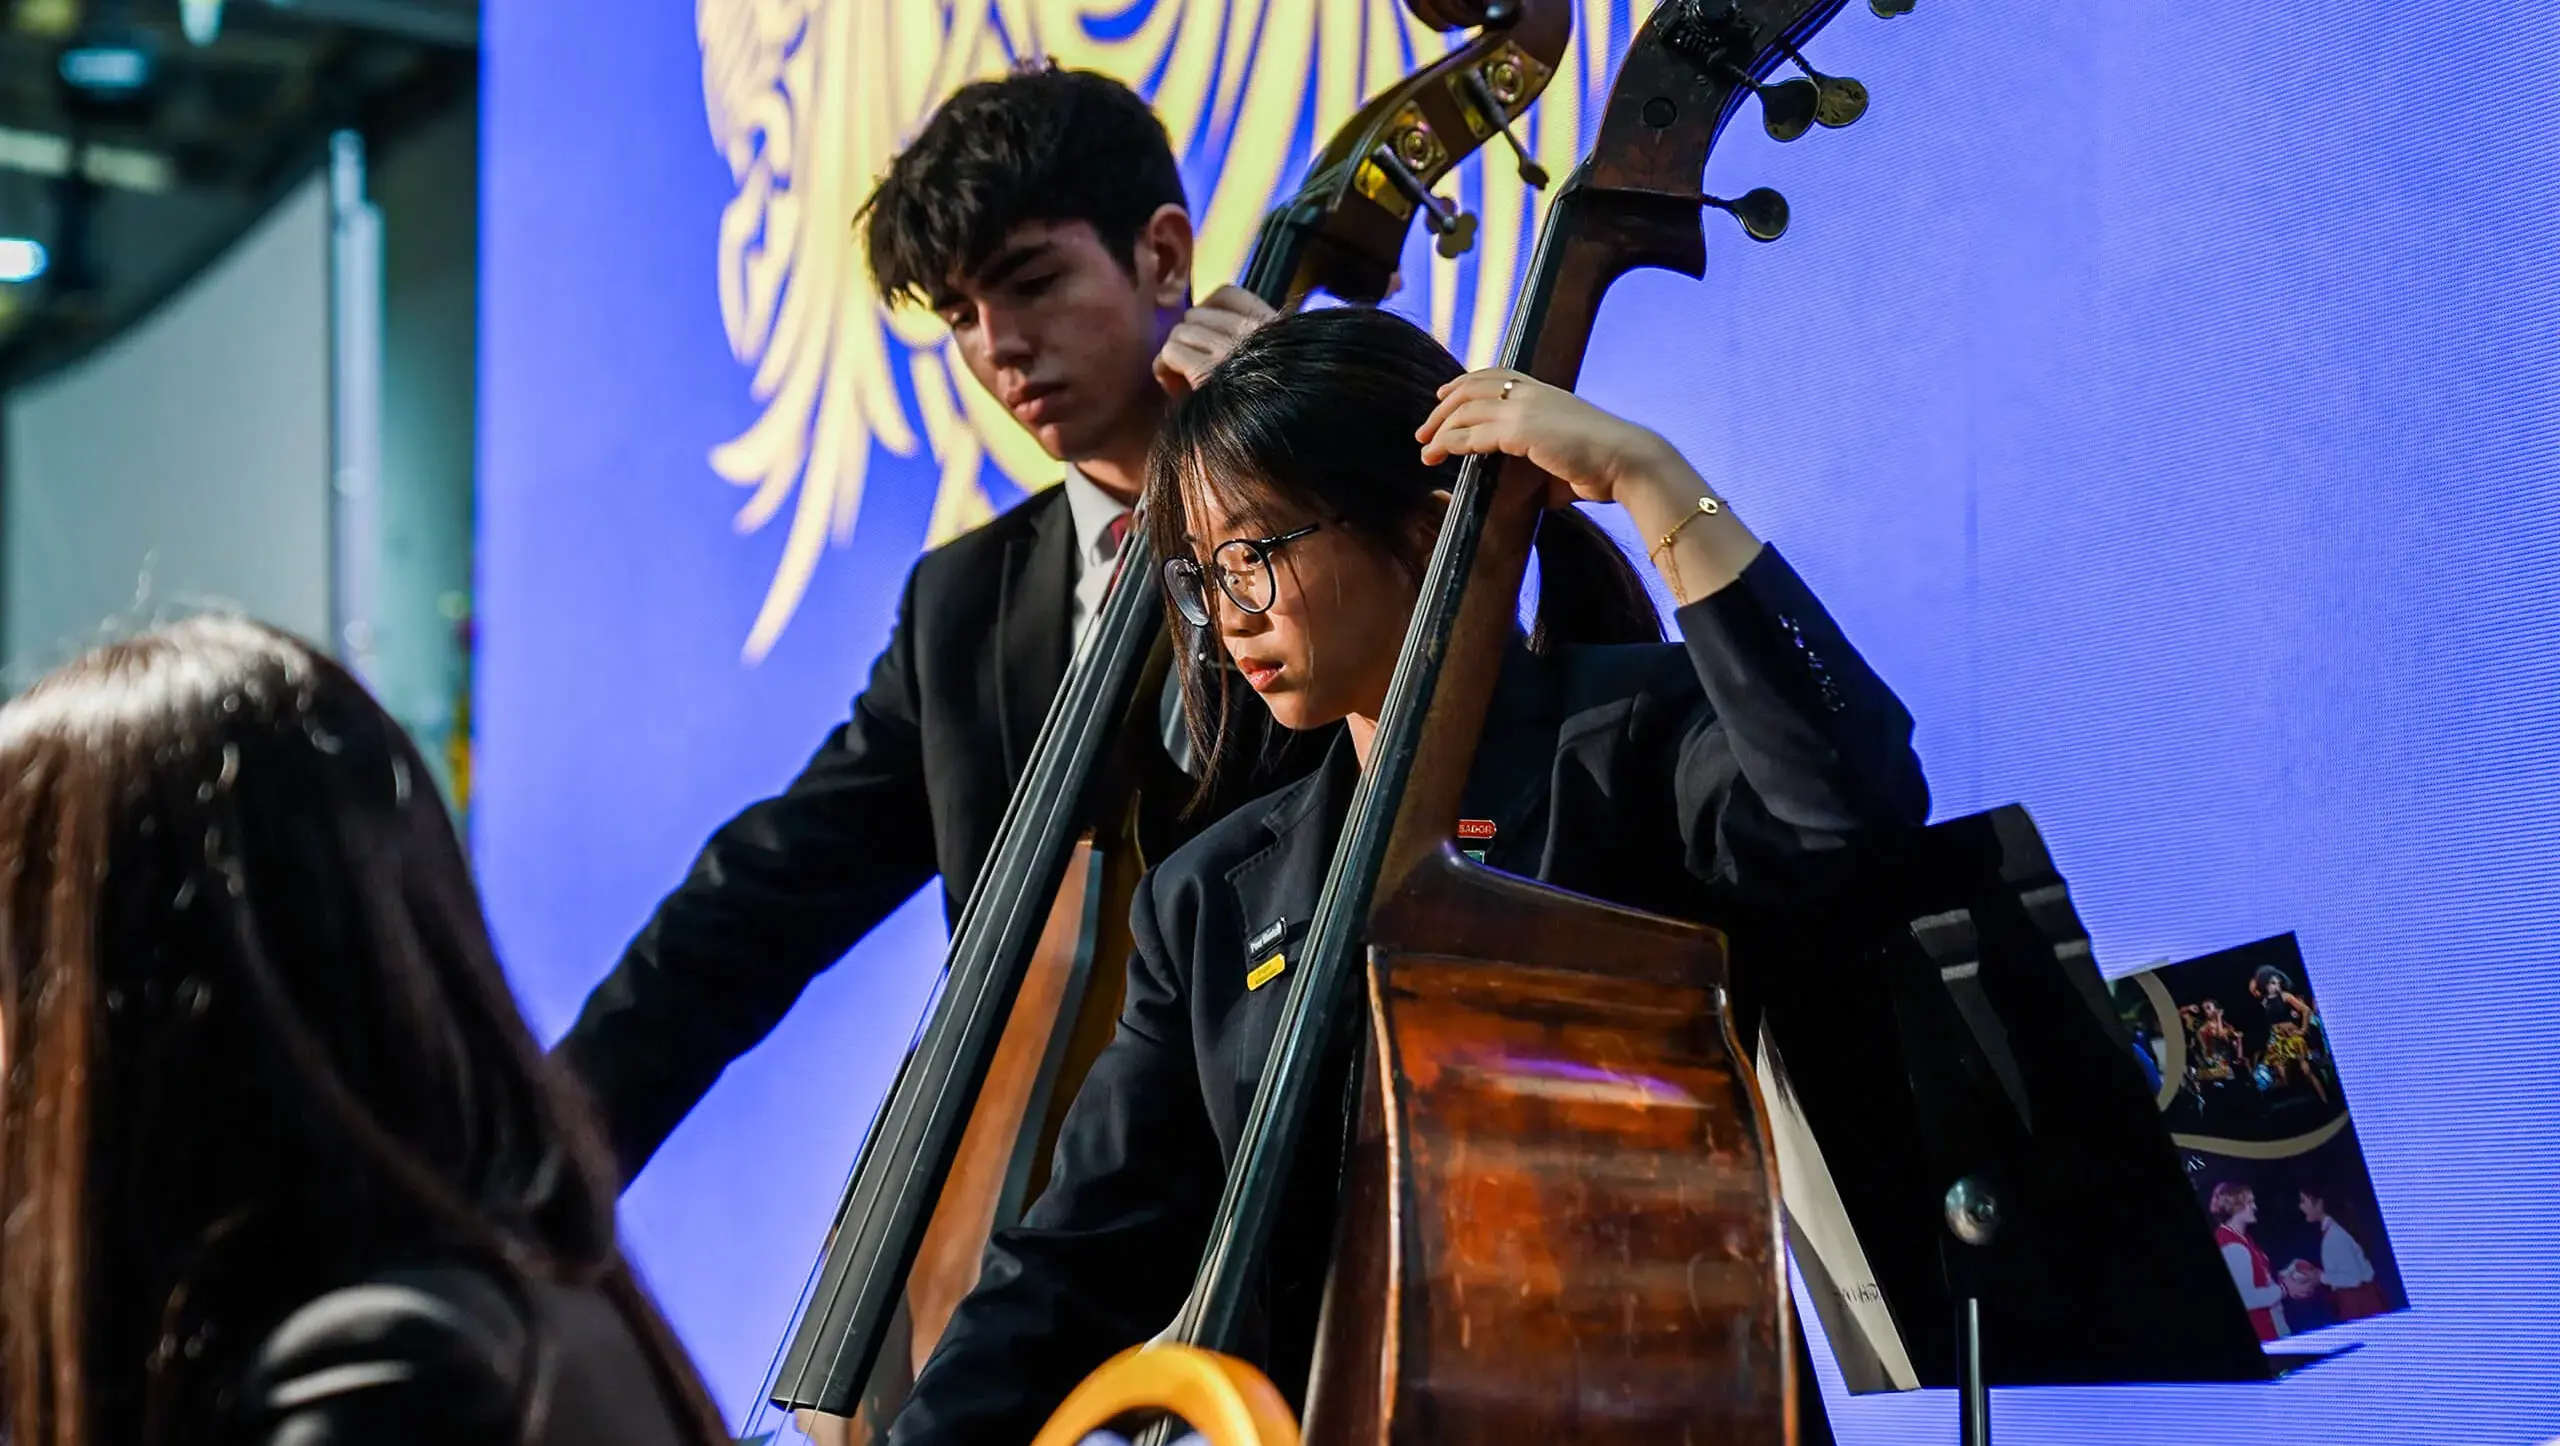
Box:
[826,761,1163,1445]
[1305,850,1789,1446]
[913,835,1145,1337]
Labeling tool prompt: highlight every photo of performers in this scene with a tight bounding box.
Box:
[2112,934,2342,1142]
[2188,1125,2409,1335]
[2186,999,2247,1094]
[2113,934,2409,1335]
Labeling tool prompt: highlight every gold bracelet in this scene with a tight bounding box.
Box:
[1647,494,1722,606]
[1649,492,1722,557]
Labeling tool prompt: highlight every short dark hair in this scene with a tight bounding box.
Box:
[861,64,1186,306]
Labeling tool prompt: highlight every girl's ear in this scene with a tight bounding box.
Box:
[1398,490,1452,574]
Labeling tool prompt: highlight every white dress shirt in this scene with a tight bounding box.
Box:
[1060,464,1136,653]
[2320,1217,2377,1290]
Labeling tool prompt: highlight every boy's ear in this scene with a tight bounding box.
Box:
[1137,204,1195,308]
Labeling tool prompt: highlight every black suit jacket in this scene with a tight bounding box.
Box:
[556,487,1083,1178]
[888,546,1931,1446]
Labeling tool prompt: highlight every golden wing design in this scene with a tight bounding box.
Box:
[701,0,1620,662]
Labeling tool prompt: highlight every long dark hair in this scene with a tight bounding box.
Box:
[0,618,726,1446]
[1145,305,1662,801]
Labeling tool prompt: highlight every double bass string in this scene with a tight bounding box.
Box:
[739,904,952,1434]
[751,525,1165,1422]
[1166,156,1569,1352]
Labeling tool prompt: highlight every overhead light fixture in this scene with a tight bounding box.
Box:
[181,0,224,46]
[0,125,172,191]
[83,145,171,191]
[0,239,51,284]
[15,0,78,38]
[0,128,173,193]
[59,42,153,96]
[57,3,160,115]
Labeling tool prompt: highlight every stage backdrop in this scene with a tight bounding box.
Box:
[482,2,2560,1438]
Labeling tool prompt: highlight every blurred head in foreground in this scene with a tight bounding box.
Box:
[0,617,715,1445]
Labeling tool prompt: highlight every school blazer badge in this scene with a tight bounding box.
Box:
[697,0,1626,660]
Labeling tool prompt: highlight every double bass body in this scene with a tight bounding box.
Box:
[1306,852,1788,1446]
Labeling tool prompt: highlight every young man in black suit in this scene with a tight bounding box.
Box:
[555,67,1274,1181]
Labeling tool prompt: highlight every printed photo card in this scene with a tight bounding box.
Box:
[2111,934,2407,1341]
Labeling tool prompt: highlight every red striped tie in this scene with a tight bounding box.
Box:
[1104,511,1135,586]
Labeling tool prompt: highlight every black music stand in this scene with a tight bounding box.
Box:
[1741,806,2342,1445]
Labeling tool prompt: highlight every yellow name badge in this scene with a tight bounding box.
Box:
[1247,952,1287,991]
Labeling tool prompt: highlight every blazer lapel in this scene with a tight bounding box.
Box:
[1225,737,1356,972]
[1203,734,1359,1141]
[1223,649,1554,980]
[1223,735,1357,949]
[994,491,1078,781]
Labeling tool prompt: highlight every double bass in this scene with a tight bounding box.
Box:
[754,6,1576,1439]
[1029,2,1905,1442]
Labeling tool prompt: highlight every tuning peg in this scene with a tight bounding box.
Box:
[1707,187,1790,242]
[1371,144,1479,259]
[1460,67,1550,189]
[1871,0,1916,15]
[1772,37,1869,128]
[1434,210,1480,259]
[1716,61,1821,143]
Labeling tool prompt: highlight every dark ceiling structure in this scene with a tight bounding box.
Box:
[0,0,474,384]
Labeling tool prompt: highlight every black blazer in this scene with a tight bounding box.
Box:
[557,487,1083,1178]
[225,1266,711,1446]
[888,547,1931,1446]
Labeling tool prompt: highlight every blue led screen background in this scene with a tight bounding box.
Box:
[480,2,2560,1438]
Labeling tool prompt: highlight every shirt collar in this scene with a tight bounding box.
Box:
[1059,463,1134,566]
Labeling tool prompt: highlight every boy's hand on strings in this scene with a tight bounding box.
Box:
[1154,285,1280,396]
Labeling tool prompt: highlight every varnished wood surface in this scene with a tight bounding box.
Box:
[828,840,1132,1445]
[1309,859,1793,1446]
[910,843,1108,1348]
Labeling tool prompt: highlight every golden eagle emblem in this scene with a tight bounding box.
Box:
[700,0,1622,661]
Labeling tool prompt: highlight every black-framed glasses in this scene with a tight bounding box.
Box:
[1161,522,1322,627]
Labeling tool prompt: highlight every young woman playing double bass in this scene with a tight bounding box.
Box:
[887,305,1929,1446]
